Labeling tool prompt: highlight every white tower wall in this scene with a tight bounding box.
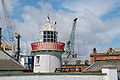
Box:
[34,53,61,73]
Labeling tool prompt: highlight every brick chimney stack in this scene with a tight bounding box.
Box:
[93,48,97,54]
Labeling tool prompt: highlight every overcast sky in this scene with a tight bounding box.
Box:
[0,0,120,56]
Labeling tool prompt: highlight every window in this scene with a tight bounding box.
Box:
[63,60,69,65]
[36,56,40,64]
[44,35,46,38]
[47,35,50,38]
[24,58,27,63]
[47,31,50,34]
[85,60,89,65]
[51,35,53,38]
[43,39,46,42]
[47,39,50,41]
[43,31,47,34]
[51,31,53,34]
[43,31,57,42]
[51,39,53,42]
[76,60,81,65]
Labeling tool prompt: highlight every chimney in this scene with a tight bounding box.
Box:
[93,48,97,54]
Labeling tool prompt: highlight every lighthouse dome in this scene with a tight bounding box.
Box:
[41,16,56,32]
[37,16,58,42]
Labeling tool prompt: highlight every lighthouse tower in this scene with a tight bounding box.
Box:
[31,16,65,73]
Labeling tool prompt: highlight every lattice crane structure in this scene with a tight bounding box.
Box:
[64,18,78,58]
[1,0,15,42]
[0,0,20,61]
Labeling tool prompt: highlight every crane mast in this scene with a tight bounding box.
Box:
[65,18,77,58]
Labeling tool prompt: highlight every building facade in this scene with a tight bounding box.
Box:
[90,48,120,64]
[20,55,34,70]
[62,56,90,72]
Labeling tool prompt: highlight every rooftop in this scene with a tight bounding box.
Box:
[85,60,120,72]
[0,50,25,71]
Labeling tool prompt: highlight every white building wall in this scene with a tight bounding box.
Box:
[0,74,106,80]
[34,54,61,73]
[20,57,25,66]
[0,68,118,80]
[102,68,117,80]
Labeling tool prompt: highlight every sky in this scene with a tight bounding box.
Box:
[1,0,120,56]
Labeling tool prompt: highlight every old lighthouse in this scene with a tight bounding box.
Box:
[31,16,65,73]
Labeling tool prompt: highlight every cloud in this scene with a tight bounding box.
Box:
[17,2,107,56]
[0,0,19,27]
[0,0,19,13]
[2,0,120,56]
[18,1,120,56]
[62,0,120,17]
[105,17,120,38]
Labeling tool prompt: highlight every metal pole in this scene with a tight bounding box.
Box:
[16,33,21,62]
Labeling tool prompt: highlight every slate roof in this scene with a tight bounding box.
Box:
[0,59,24,70]
[62,56,90,65]
[0,50,25,70]
[85,60,120,72]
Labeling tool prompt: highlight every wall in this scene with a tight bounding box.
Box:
[102,68,117,80]
[90,52,120,64]
[62,65,89,71]
[0,68,118,80]
[0,73,106,80]
[0,68,117,80]
[34,52,62,73]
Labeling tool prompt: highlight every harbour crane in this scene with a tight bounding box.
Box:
[0,0,21,61]
[64,18,78,58]
[1,0,15,42]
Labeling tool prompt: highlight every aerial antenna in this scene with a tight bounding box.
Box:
[46,13,50,23]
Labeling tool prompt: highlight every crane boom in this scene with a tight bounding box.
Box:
[64,18,77,58]
[1,0,15,42]
[69,18,77,54]
[1,0,19,57]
